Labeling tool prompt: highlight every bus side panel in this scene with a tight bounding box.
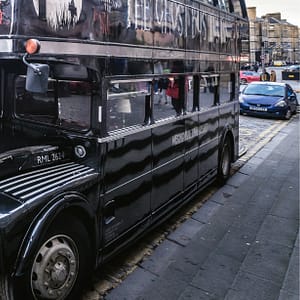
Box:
[151,120,185,215]
[184,115,200,191]
[102,130,152,244]
[198,107,220,184]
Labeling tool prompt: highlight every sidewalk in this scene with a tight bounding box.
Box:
[105,115,299,300]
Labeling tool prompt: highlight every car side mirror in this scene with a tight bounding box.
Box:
[288,93,296,100]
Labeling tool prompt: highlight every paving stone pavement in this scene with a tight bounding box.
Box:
[104,115,299,300]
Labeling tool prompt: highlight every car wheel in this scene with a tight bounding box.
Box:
[240,79,247,85]
[217,137,232,184]
[21,216,92,300]
[284,108,292,120]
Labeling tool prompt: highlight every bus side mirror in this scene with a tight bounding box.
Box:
[25,63,49,93]
[22,39,49,94]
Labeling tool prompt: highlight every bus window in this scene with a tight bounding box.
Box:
[153,77,173,121]
[186,76,195,112]
[107,79,150,132]
[219,73,232,104]
[199,75,216,109]
[0,69,2,117]
[153,76,186,120]
[15,76,92,131]
[57,80,92,129]
[15,76,56,122]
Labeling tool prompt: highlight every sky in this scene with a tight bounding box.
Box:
[245,0,300,27]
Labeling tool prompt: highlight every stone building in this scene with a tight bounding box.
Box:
[247,7,299,65]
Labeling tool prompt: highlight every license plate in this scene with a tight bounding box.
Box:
[34,151,65,166]
[249,106,267,112]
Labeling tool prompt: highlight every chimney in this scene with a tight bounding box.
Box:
[247,7,257,21]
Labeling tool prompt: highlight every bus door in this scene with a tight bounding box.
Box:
[151,76,185,219]
[197,74,220,184]
[102,79,152,248]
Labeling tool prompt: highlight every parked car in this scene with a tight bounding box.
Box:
[282,64,300,80]
[285,64,300,72]
[239,70,261,84]
[239,82,298,119]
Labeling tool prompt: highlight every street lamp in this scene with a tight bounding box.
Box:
[261,41,267,71]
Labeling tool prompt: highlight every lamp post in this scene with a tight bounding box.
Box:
[261,41,266,72]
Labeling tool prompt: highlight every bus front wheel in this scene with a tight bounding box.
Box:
[22,217,92,300]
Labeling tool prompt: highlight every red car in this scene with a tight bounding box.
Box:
[240,70,260,84]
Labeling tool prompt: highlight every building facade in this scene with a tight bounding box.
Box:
[247,7,299,66]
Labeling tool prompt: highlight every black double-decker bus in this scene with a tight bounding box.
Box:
[0,0,248,299]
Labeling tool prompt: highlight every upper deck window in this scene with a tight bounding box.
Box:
[15,76,92,131]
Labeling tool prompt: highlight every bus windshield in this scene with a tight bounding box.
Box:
[15,76,92,131]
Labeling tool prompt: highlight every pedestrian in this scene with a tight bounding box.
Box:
[260,71,270,81]
[166,78,182,116]
[270,70,276,82]
[158,77,169,104]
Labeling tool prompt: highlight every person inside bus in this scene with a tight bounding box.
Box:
[166,78,182,116]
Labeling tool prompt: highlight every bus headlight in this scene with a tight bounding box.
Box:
[74,145,87,158]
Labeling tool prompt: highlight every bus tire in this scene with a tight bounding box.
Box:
[21,216,92,300]
[217,137,232,184]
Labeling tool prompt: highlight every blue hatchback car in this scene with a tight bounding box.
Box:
[239,82,298,119]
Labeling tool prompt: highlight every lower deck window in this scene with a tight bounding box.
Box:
[107,79,150,132]
[199,75,217,109]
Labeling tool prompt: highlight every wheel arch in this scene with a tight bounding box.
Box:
[13,192,97,278]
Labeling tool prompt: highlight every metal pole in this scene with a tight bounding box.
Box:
[261,42,265,73]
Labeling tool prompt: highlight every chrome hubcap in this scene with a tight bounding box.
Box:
[31,235,79,299]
